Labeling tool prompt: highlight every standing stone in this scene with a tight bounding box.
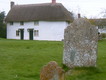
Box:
[63,18,98,68]
[40,61,64,80]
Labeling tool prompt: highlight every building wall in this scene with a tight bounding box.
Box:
[98,26,106,33]
[7,21,68,41]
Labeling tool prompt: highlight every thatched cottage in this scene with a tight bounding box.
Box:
[5,0,73,41]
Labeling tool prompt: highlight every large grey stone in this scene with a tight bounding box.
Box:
[63,18,98,68]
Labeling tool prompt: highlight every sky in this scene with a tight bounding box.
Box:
[0,0,106,18]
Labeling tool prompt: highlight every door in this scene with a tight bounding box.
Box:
[20,29,24,40]
[29,29,33,40]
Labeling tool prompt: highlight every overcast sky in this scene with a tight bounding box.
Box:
[0,0,106,18]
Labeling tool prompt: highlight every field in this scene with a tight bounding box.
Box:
[0,38,106,80]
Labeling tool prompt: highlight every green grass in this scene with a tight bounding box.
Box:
[66,39,106,80]
[0,39,63,80]
[0,39,106,80]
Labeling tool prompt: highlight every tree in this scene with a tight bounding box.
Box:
[0,11,6,38]
[89,19,106,29]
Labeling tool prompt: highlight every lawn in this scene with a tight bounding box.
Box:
[66,39,106,80]
[0,39,63,80]
[0,39,106,80]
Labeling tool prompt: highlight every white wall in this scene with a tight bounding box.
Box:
[7,21,68,41]
[98,27,106,33]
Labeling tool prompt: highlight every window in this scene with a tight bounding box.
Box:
[16,30,19,36]
[34,21,39,26]
[20,21,24,25]
[34,30,39,36]
[10,22,13,25]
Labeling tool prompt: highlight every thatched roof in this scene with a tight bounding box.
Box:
[5,3,73,22]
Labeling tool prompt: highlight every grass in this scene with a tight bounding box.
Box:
[66,39,106,80]
[0,39,63,80]
[0,38,106,80]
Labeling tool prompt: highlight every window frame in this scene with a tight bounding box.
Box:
[34,21,39,26]
[20,21,24,25]
[16,30,19,36]
[34,30,39,36]
[10,22,13,25]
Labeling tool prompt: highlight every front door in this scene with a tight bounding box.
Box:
[29,29,33,40]
[20,29,24,40]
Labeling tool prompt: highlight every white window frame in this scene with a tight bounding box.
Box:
[34,30,39,36]
[10,22,13,25]
[34,21,39,26]
[20,21,24,25]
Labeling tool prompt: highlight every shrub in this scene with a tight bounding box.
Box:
[101,33,106,38]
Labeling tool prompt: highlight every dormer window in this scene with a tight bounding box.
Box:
[20,21,24,25]
[34,21,39,26]
[10,22,13,25]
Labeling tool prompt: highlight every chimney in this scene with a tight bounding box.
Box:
[52,0,56,4]
[11,1,15,9]
[78,13,81,18]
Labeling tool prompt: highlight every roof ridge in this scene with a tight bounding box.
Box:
[14,3,62,7]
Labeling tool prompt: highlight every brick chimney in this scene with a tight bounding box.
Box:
[78,13,81,18]
[11,1,15,9]
[52,0,56,4]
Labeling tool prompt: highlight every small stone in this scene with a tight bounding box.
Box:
[40,61,65,80]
